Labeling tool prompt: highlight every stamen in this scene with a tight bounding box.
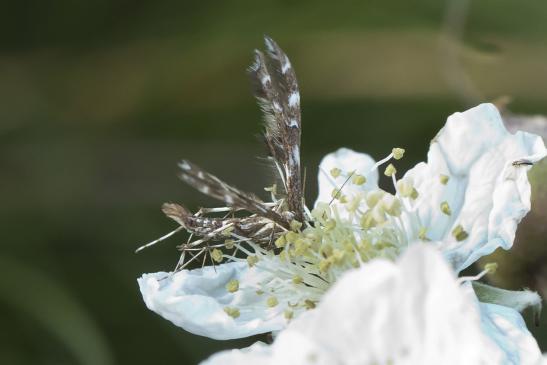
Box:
[452,224,469,241]
[226,279,240,293]
[225,239,235,249]
[392,148,405,160]
[440,174,450,185]
[330,168,341,178]
[267,296,279,307]
[440,201,452,216]
[247,255,259,267]
[371,153,395,171]
[457,262,498,284]
[384,164,397,177]
[418,227,429,241]
[211,248,223,262]
[352,174,366,185]
[224,307,240,318]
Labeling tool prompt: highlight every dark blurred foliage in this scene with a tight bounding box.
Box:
[1,0,547,364]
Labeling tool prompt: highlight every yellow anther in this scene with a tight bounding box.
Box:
[359,211,376,229]
[290,220,303,231]
[304,299,316,310]
[224,239,235,249]
[284,310,294,320]
[384,164,397,177]
[324,219,336,231]
[440,174,450,185]
[382,194,402,217]
[275,235,286,248]
[294,238,311,255]
[418,227,428,241]
[331,188,342,200]
[392,148,405,160]
[267,296,279,308]
[440,201,452,216]
[330,168,341,178]
[305,231,320,242]
[319,259,331,273]
[338,194,348,204]
[371,205,387,224]
[484,262,498,274]
[292,275,303,285]
[224,307,240,318]
[221,226,234,237]
[410,188,419,200]
[452,225,469,241]
[226,279,239,293]
[332,249,345,264]
[211,248,223,263]
[346,196,361,212]
[256,289,264,295]
[352,174,367,185]
[285,231,299,243]
[247,255,259,267]
[365,190,384,208]
[396,180,414,198]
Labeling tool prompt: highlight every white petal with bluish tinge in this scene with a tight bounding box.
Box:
[201,245,518,365]
[315,147,378,207]
[138,261,288,340]
[402,103,546,272]
[479,302,541,365]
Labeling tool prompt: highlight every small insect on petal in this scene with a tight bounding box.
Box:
[512,159,534,166]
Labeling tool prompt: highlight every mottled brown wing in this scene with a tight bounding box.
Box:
[178,160,289,229]
[248,36,303,222]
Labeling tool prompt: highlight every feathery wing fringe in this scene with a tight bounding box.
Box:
[249,36,303,222]
[178,159,289,229]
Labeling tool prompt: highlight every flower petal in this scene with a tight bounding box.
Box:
[315,147,378,206]
[138,261,288,340]
[201,245,511,364]
[201,342,273,365]
[402,103,547,271]
[479,302,542,365]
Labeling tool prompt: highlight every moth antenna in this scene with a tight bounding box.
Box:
[135,226,184,253]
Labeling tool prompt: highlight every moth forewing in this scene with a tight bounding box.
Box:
[249,37,304,222]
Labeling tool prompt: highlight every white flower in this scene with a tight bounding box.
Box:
[200,245,542,365]
[138,103,546,342]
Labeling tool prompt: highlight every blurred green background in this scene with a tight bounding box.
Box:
[1,0,547,364]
